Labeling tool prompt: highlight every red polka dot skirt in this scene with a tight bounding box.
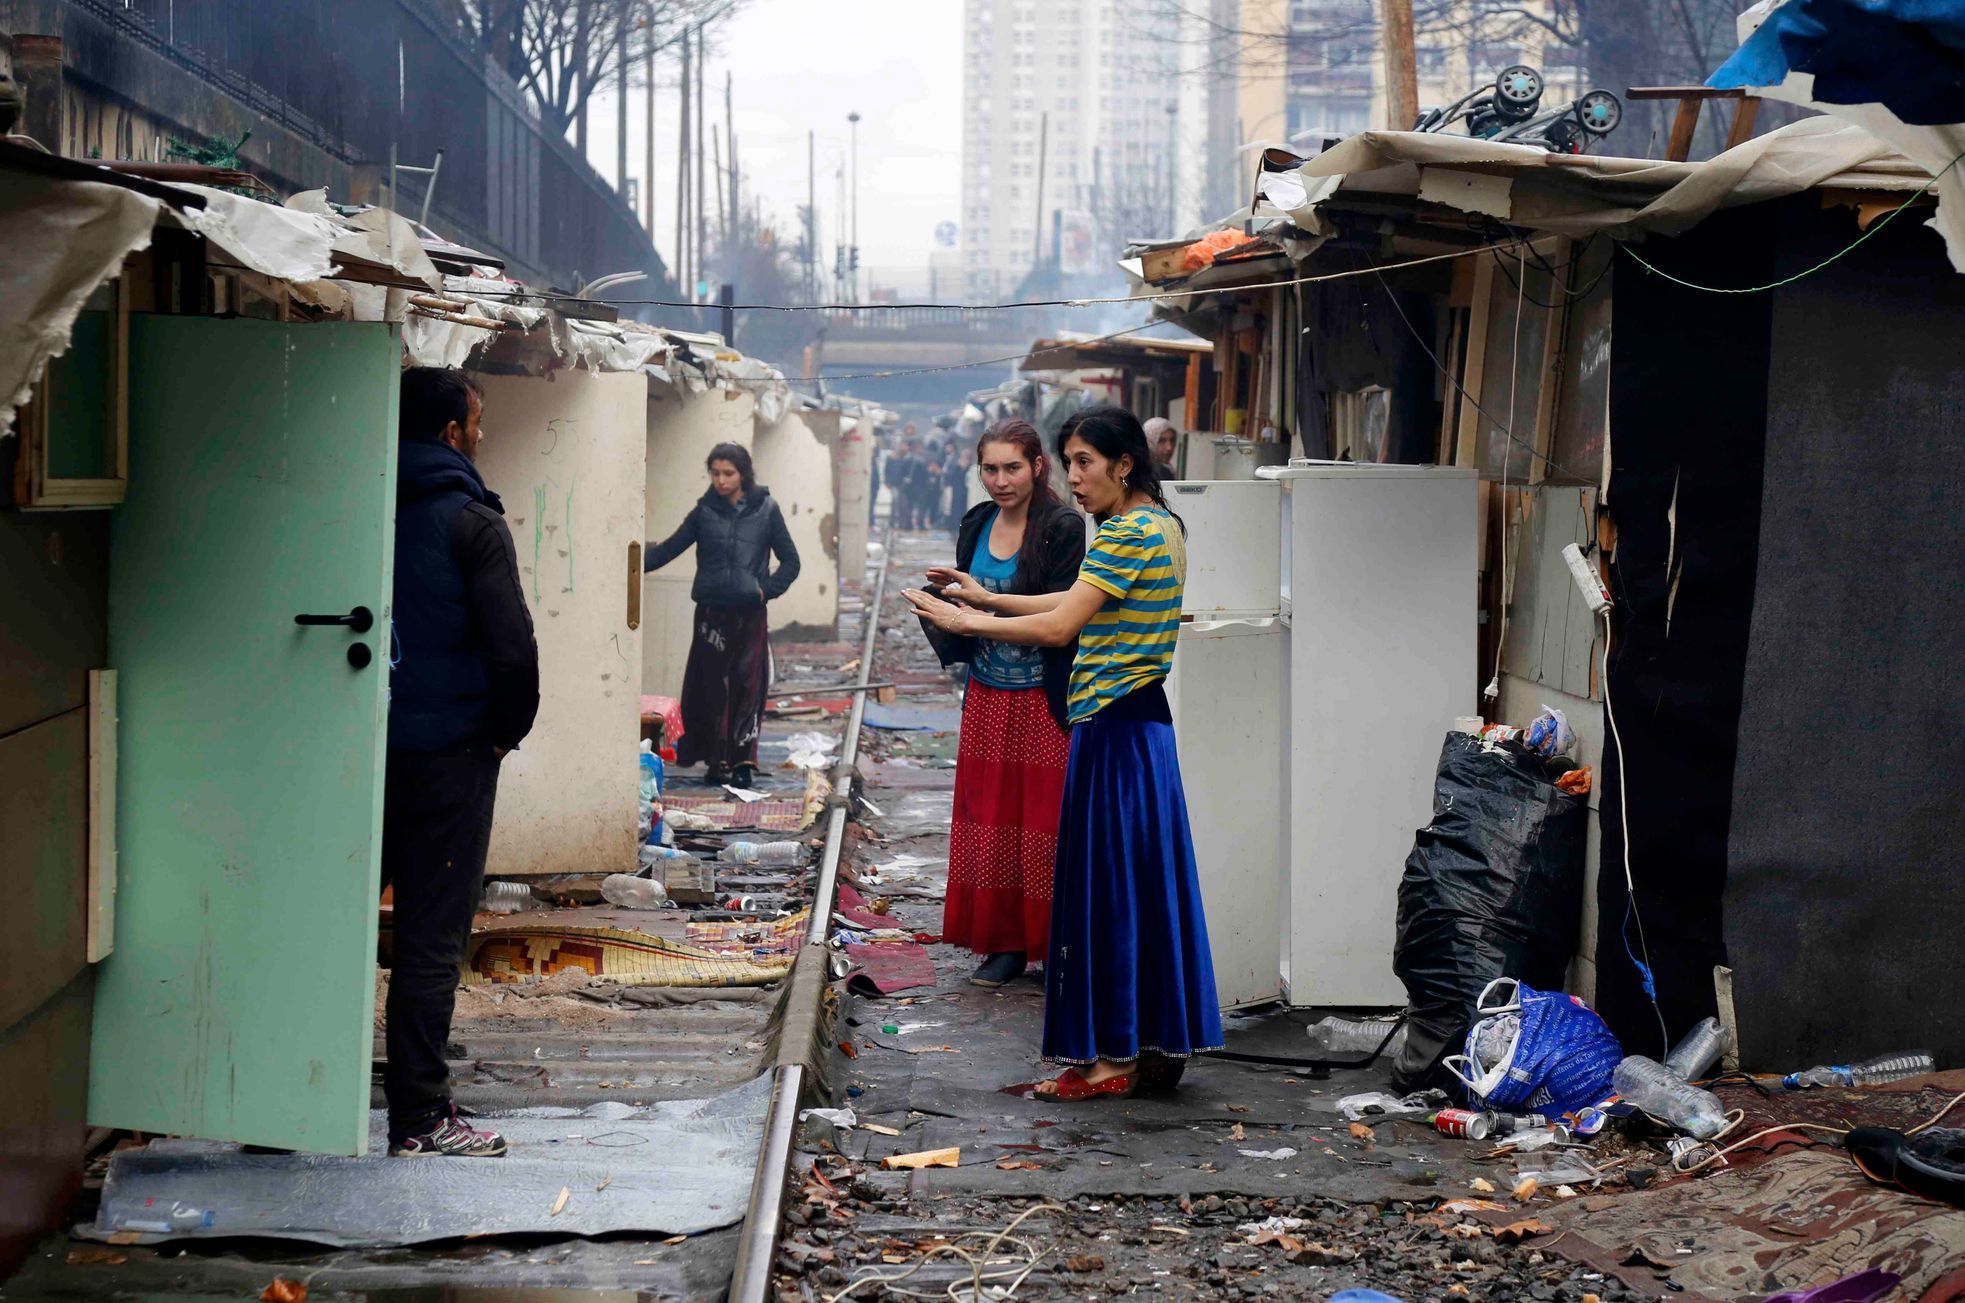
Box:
[941,680,1071,957]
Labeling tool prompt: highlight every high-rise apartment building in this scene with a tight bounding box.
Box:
[959,0,1185,301]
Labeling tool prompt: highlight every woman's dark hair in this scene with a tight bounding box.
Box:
[975,418,1066,579]
[1055,405,1181,528]
[705,442,756,494]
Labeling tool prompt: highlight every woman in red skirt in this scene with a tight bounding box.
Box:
[918,420,1085,987]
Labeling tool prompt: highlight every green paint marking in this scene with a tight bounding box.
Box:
[532,484,546,603]
[564,478,575,593]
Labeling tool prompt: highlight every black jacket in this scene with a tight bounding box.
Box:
[645,485,801,606]
[389,439,541,753]
[922,499,1086,728]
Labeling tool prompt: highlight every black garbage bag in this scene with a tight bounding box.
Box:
[1391,731,1589,1094]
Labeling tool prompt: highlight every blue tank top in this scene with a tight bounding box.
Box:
[968,511,1045,691]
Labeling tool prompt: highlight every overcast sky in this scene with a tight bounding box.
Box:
[582,0,964,284]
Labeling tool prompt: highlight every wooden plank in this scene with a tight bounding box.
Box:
[1183,352,1203,431]
[1528,238,1573,487]
[1455,252,1497,468]
[87,669,116,963]
[1726,96,1762,151]
[1436,308,1465,465]
[1666,100,1704,162]
[0,711,89,1033]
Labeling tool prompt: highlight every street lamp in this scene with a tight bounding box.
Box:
[848,110,861,303]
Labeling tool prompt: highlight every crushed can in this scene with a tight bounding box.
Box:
[1434,1108,1492,1140]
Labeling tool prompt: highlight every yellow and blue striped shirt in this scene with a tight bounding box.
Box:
[1066,506,1184,723]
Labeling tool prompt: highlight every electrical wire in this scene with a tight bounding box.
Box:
[823,1202,1065,1302]
[1617,150,1965,294]
[1601,599,1672,1060]
[352,239,1529,315]
[1483,249,1528,701]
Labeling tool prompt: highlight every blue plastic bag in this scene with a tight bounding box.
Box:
[1444,977,1623,1115]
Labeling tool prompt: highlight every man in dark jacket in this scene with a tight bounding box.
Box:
[385,367,539,1158]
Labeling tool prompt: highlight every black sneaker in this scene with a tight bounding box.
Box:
[970,951,1027,988]
[705,766,731,787]
[730,763,761,788]
[389,1109,508,1158]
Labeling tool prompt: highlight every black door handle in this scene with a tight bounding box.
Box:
[295,605,375,634]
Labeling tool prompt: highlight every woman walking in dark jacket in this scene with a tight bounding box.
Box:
[645,443,801,786]
[918,420,1085,987]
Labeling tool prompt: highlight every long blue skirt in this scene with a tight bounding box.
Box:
[1042,682,1224,1065]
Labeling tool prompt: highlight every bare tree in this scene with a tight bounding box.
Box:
[431,0,741,139]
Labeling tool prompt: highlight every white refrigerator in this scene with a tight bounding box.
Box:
[1163,480,1288,1009]
[1259,462,1478,1006]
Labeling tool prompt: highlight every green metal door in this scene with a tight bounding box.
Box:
[89,317,399,1156]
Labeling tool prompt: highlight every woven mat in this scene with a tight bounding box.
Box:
[464,924,792,988]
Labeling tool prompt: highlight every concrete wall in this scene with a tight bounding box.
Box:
[473,371,648,877]
[828,411,870,584]
[642,386,755,701]
[0,483,107,1272]
[752,408,839,640]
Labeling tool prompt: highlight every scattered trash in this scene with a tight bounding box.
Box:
[1337,1088,1446,1121]
[798,1107,857,1130]
[1469,1177,1498,1193]
[1446,978,1623,1116]
[1523,705,1576,758]
[1305,1015,1408,1058]
[1227,1123,1246,1141]
[783,731,839,770]
[861,1122,901,1137]
[1237,1147,1298,1161]
[598,873,669,910]
[65,1248,127,1267]
[1784,1050,1935,1090]
[1393,733,1588,1093]
[1614,1054,1727,1139]
[996,1158,1041,1171]
[1663,1016,1735,1081]
[1495,1217,1553,1242]
[259,1281,306,1303]
[881,1147,960,1170]
[480,880,533,915]
[720,784,768,802]
[718,841,808,867]
[1511,1176,1539,1202]
[548,1186,570,1217]
[1554,766,1594,796]
[1434,1109,1491,1140]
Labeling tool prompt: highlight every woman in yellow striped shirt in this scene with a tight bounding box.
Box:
[907,406,1221,1101]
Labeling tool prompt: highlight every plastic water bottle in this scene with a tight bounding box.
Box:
[600,873,668,910]
[1784,1050,1935,1090]
[1613,1055,1728,1139]
[1664,1017,1734,1081]
[718,841,808,867]
[1304,1016,1408,1058]
[481,881,534,915]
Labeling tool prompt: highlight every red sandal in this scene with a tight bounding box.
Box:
[1036,1067,1136,1101]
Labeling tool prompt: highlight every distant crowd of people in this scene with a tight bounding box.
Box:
[875,423,976,531]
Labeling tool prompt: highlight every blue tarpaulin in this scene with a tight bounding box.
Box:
[1709,0,1965,125]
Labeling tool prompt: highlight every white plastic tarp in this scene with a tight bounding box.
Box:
[1297,117,1903,242]
[0,170,161,429]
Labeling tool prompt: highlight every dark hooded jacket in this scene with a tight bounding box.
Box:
[645,485,801,606]
[389,438,540,753]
